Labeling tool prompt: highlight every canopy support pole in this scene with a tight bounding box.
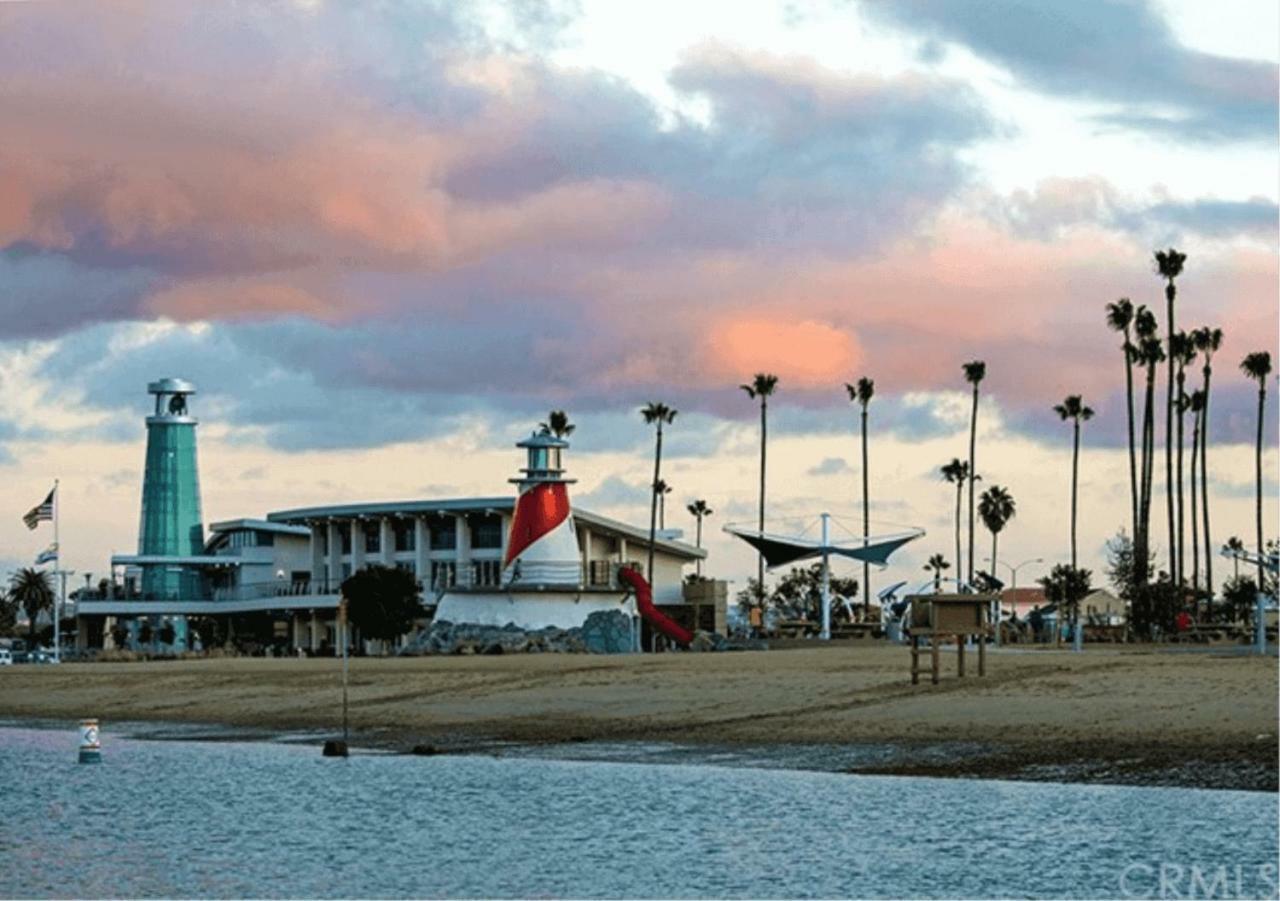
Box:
[820,513,831,641]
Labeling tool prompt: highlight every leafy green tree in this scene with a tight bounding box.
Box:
[962,360,986,588]
[0,590,18,637]
[1038,564,1093,645]
[641,402,677,584]
[341,565,423,649]
[741,373,779,607]
[1240,351,1272,590]
[9,568,53,646]
[1053,395,1094,569]
[845,377,875,615]
[1223,536,1245,582]
[767,563,859,622]
[1221,577,1262,627]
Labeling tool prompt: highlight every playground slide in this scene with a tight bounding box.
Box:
[617,566,694,647]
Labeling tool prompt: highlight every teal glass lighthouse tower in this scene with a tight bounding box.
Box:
[138,378,204,600]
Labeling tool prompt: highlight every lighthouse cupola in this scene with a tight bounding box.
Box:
[503,430,582,585]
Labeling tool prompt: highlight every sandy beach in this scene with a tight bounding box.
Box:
[2,644,1276,789]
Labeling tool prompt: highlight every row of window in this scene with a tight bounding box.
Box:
[317,515,505,555]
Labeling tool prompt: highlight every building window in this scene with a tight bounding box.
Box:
[588,560,614,587]
[429,519,456,550]
[470,515,503,550]
[394,519,416,552]
[430,560,456,590]
[339,523,352,555]
[472,559,502,587]
[364,521,381,555]
[395,560,417,576]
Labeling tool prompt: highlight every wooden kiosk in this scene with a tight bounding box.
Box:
[908,594,995,685]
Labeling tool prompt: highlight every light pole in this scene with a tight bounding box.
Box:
[987,556,1043,645]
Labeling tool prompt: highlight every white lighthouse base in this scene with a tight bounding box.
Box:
[433,588,636,632]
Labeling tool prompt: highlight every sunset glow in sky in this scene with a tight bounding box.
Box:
[1,0,1276,594]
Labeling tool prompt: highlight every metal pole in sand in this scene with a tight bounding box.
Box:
[323,595,350,757]
[820,513,831,641]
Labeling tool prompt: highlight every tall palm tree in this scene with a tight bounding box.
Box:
[655,479,672,529]
[846,377,875,615]
[539,410,575,438]
[1155,248,1187,585]
[1134,317,1162,584]
[1223,536,1245,581]
[1188,389,1205,600]
[962,360,986,588]
[1054,395,1095,569]
[925,554,950,592]
[686,500,713,577]
[1170,331,1197,591]
[9,567,54,646]
[940,458,970,588]
[978,484,1017,585]
[1240,351,1272,589]
[641,402,677,584]
[741,373,779,606]
[1106,298,1138,536]
[1193,326,1223,595]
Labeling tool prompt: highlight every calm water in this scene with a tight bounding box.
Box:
[1,726,1276,899]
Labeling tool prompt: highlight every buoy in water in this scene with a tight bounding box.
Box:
[78,719,102,764]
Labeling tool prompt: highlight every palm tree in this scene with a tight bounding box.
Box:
[962,360,986,588]
[1224,536,1245,581]
[1193,326,1223,595]
[1155,248,1186,586]
[978,485,1017,585]
[655,479,672,529]
[741,373,779,606]
[9,567,54,646]
[1240,351,1272,589]
[845,377,875,615]
[1188,389,1205,600]
[1170,331,1197,591]
[686,500,713,577]
[1054,395,1095,569]
[925,554,950,592]
[539,410,575,438]
[1134,317,1162,584]
[641,402,678,584]
[1106,298,1138,536]
[940,458,970,588]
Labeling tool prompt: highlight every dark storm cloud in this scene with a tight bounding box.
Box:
[863,0,1278,142]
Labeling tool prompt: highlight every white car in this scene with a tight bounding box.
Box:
[0,649,13,666]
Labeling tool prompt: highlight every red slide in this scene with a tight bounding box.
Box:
[617,566,694,647]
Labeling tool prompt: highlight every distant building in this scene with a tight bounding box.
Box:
[77,377,707,651]
[1000,587,1046,619]
[1081,588,1127,625]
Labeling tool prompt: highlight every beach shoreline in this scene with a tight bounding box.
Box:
[2,644,1275,790]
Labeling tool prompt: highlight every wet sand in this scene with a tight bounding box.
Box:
[2,644,1275,789]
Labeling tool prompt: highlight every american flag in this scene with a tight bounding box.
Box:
[23,487,55,530]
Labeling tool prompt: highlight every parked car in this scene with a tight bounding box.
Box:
[0,648,12,666]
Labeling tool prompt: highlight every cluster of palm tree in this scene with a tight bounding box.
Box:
[8,568,53,645]
[1107,248,1273,608]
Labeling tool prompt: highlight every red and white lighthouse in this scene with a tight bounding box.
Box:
[504,431,582,586]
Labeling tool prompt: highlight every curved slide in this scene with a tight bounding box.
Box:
[617,566,694,647]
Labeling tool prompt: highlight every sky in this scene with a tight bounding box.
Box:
[0,0,1276,599]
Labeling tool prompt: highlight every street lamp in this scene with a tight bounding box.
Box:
[985,556,1043,646]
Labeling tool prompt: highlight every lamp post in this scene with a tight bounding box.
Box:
[987,556,1043,645]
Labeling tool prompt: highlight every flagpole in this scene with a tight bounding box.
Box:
[53,479,61,663]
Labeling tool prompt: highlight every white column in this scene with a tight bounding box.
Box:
[455,515,472,586]
[581,527,592,585]
[309,611,319,652]
[326,521,342,590]
[379,517,394,566]
[414,517,429,589]
[310,524,325,588]
[352,519,366,573]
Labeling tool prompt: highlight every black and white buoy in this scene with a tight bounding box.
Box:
[78,718,102,764]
